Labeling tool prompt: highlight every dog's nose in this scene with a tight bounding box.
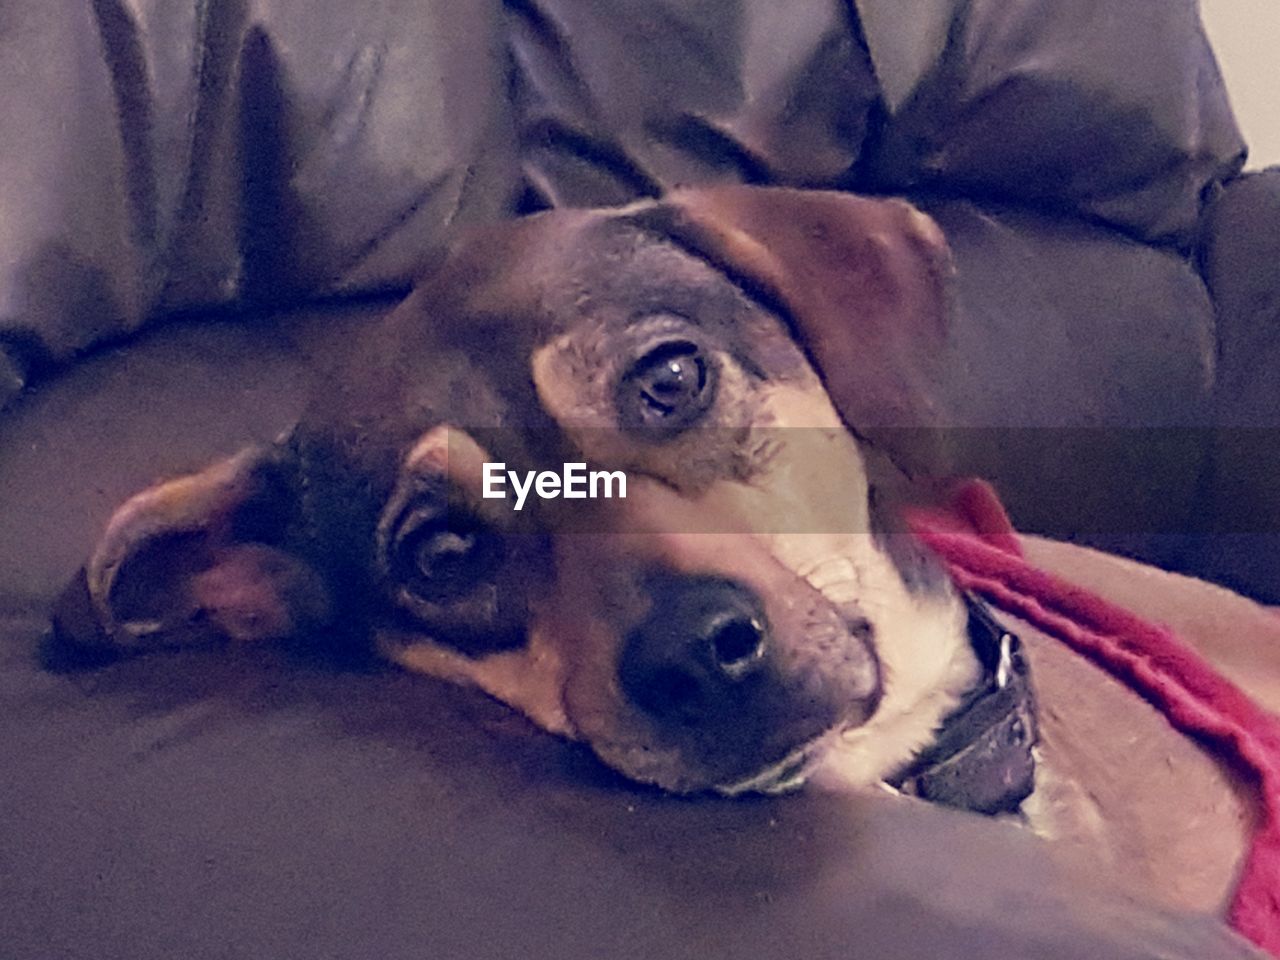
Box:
[619,576,769,726]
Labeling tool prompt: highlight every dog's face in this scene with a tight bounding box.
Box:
[62,187,963,795]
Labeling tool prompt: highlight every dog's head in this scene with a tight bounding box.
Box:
[57,186,966,795]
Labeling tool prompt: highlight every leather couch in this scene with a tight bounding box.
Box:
[1,2,1275,958]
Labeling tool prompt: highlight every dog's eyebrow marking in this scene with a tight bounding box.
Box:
[404,425,488,490]
[387,424,525,538]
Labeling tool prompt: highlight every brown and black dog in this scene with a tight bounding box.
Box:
[53,187,1254,918]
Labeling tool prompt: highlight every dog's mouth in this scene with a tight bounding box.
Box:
[711,735,837,797]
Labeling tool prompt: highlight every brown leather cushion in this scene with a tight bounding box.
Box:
[1190,169,1280,603]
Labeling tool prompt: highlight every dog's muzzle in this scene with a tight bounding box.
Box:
[614,573,881,793]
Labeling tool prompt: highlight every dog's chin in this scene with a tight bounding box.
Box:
[710,736,838,797]
[589,730,843,798]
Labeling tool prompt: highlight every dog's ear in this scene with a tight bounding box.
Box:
[641,185,955,478]
[49,446,331,664]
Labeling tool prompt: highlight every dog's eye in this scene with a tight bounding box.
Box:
[392,511,503,602]
[618,339,717,435]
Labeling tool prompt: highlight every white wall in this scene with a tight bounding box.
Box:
[1200,0,1280,168]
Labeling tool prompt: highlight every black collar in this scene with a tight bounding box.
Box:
[885,592,1038,815]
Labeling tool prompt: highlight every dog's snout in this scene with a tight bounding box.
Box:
[619,576,768,726]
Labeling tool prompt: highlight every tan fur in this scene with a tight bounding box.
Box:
[384,625,573,736]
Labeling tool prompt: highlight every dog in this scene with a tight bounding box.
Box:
[51,186,1252,919]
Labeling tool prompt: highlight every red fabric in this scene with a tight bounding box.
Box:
[908,481,1280,957]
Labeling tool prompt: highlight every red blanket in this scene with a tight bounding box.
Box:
[908,482,1280,956]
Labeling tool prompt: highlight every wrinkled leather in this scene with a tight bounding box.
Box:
[860,0,1246,247]
[509,0,879,205]
[0,0,517,379]
[1,0,1246,366]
